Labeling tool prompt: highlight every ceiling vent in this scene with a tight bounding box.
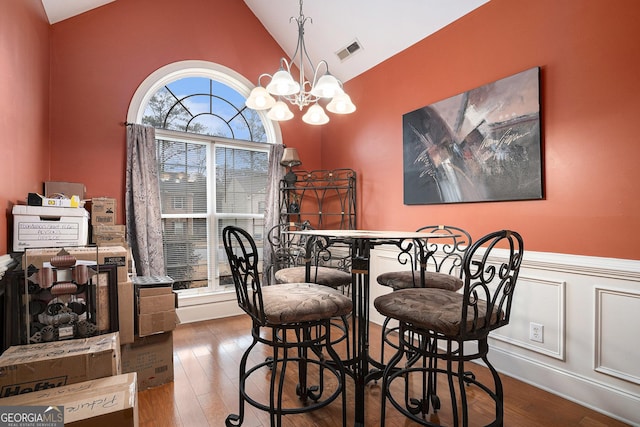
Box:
[336,39,363,62]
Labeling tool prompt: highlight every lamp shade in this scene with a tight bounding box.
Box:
[267,101,294,121]
[326,93,356,114]
[266,70,300,96]
[245,86,276,110]
[280,147,302,167]
[302,104,330,125]
[310,73,342,98]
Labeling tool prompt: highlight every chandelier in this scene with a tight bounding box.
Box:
[245,0,356,125]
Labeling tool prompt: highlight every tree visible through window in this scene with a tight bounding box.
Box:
[142,75,271,292]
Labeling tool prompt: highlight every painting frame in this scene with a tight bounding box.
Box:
[402,67,543,205]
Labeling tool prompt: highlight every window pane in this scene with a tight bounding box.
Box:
[158,140,207,215]
[215,147,268,214]
[163,217,209,290]
[217,217,264,286]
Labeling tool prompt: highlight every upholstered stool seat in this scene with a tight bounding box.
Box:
[374,288,501,337]
[261,282,352,323]
[376,271,463,292]
[275,266,352,289]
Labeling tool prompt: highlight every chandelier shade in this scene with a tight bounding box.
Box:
[245,86,276,110]
[246,0,355,125]
[326,93,356,114]
[309,73,342,98]
[265,69,301,96]
[302,103,330,125]
[267,100,294,121]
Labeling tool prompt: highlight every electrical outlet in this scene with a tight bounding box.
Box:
[529,322,544,343]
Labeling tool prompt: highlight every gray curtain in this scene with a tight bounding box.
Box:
[263,144,285,285]
[125,124,166,277]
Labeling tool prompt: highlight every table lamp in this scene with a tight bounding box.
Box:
[280,147,302,186]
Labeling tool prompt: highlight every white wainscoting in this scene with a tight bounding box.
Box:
[370,246,640,426]
[176,248,640,426]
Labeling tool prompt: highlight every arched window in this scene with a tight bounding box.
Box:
[128,60,280,294]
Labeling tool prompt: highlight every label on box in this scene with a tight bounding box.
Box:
[103,256,126,267]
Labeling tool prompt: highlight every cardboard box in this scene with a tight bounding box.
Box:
[138,290,176,314]
[23,246,129,283]
[12,205,90,252]
[118,281,135,345]
[138,311,177,337]
[91,198,116,226]
[135,283,177,336]
[121,332,173,390]
[0,333,121,398]
[0,373,138,427]
[92,225,126,246]
[44,181,86,200]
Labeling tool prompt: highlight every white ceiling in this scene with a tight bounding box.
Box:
[41,0,489,83]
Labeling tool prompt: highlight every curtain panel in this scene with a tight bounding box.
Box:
[125,124,166,277]
[263,143,285,285]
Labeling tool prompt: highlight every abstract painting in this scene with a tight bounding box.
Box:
[403,67,542,204]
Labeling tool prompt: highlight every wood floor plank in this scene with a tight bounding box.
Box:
[136,315,630,426]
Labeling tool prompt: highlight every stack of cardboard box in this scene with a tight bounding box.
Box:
[3,182,178,423]
[85,195,177,392]
[119,275,177,391]
[0,333,138,426]
[90,197,127,247]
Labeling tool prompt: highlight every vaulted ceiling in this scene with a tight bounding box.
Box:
[40,0,490,82]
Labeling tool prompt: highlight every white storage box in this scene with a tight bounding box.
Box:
[12,205,89,251]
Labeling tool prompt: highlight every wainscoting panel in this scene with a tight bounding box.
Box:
[491,275,565,360]
[595,287,640,385]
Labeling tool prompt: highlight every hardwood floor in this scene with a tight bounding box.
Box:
[138,315,628,426]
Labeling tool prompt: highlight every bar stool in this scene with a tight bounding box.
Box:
[267,222,352,355]
[375,230,524,426]
[222,225,352,427]
[376,225,472,361]
[267,221,352,290]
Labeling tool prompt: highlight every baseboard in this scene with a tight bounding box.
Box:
[488,344,640,426]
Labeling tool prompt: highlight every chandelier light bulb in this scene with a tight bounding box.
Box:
[245,86,276,110]
[302,104,329,125]
[326,92,356,114]
[267,101,294,121]
[266,70,300,96]
[310,73,342,98]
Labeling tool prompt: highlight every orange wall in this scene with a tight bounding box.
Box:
[322,0,640,260]
[48,0,323,224]
[0,0,51,254]
[5,0,639,260]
